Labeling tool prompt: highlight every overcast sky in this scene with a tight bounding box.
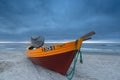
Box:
[0,0,120,42]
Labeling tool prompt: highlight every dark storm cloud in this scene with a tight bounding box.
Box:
[0,0,120,41]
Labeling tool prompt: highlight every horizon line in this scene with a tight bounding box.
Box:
[0,40,120,44]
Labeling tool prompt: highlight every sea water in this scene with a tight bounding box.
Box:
[0,43,29,52]
[81,43,120,54]
[0,43,120,54]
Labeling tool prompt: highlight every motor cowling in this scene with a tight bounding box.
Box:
[31,36,44,48]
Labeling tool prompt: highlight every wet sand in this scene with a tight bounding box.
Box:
[0,50,120,80]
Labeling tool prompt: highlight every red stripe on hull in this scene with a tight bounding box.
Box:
[29,50,77,75]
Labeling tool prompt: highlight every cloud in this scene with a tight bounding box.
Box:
[0,0,120,41]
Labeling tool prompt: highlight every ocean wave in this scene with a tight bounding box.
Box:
[81,48,120,53]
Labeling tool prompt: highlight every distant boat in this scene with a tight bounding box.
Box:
[26,31,95,75]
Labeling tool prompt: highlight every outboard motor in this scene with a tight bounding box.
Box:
[31,36,45,48]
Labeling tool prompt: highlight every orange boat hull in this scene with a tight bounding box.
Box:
[26,38,83,75]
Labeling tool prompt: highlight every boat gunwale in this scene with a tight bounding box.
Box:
[26,38,83,57]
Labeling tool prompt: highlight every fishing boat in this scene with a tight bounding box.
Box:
[26,31,95,75]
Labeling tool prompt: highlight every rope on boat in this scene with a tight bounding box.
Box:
[66,49,83,80]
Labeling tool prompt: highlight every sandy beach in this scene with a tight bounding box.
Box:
[0,44,120,80]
